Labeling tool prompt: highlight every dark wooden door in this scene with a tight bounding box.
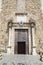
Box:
[18,42,26,54]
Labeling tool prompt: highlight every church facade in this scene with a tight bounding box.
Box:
[0,0,43,55]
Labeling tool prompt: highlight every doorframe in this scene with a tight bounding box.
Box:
[7,26,35,55]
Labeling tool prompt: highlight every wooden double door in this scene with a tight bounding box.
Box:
[15,29,29,54]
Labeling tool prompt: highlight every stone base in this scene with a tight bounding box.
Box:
[0,55,41,65]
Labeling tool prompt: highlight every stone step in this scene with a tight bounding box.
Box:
[0,55,43,65]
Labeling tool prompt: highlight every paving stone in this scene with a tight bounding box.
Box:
[0,55,43,65]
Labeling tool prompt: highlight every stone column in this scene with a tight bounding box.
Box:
[29,27,32,54]
[32,28,35,46]
[7,28,12,54]
[11,27,15,54]
[32,28,37,55]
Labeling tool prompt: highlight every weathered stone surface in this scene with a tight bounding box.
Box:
[0,0,43,54]
[0,55,43,65]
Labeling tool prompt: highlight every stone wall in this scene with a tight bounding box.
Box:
[0,0,43,53]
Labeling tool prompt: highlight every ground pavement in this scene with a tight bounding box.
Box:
[0,54,43,65]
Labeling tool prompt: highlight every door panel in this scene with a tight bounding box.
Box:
[18,42,26,54]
